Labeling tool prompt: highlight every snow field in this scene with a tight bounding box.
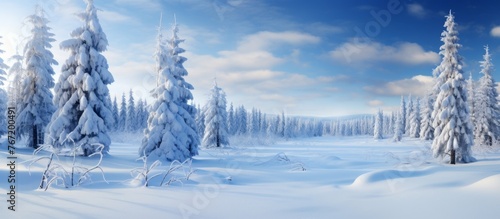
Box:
[1,135,500,218]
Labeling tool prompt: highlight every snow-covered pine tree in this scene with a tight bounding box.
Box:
[227,103,236,135]
[125,90,136,132]
[141,99,149,130]
[279,111,286,137]
[112,96,119,131]
[237,105,247,135]
[393,111,403,142]
[409,97,421,138]
[405,95,413,134]
[16,8,57,148]
[266,115,277,136]
[202,81,229,148]
[247,108,259,137]
[373,109,383,139]
[195,104,205,138]
[400,96,406,134]
[46,0,114,155]
[119,93,127,132]
[135,98,145,131]
[431,11,474,164]
[419,94,434,140]
[467,73,475,130]
[474,46,500,146]
[139,17,199,161]
[7,54,23,109]
[0,37,8,137]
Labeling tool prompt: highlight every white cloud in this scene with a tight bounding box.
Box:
[407,3,427,19]
[183,31,330,110]
[364,75,434,97]
[98,10,133,23]
[491,26,500,37]
[367,100,384,107]
[330,39,439,65]
[114,0,161,10]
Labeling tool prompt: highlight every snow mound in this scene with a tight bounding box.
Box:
[466,174,500,190]
[351,168,434,187]
[256,152,296,166]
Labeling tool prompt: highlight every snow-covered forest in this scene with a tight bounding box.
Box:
[2,1,500,218]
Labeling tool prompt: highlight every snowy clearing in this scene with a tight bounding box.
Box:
[2,134,500,219]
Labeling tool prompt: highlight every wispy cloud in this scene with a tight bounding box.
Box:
[237,31,320,51]
[329,39,439,66]
[364,75,434,97]
[367,100,384,107]
[98,10,134,23]
[407,3,427,19]
[114,0,161,10]
[183,30,330,111]
[491,26,500,37]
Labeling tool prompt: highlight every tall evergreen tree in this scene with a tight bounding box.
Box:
[119,93,127,132]
[474,46,500,146]
[0,37,8,137]
[112,96,119,131]
[419,94,434,140]
[195,104,205,138]
[17,7,57,148]
[227,103,236,135]
[202,81,229,148]
[125,90,136,132]
[393,111,403,142]
[467,73,475,130]
[7,54,23,109]
[46,0,114,156]
[405,95,413,134]
[136,98,145,131]
[400,96,407,134]
[139,17,199,161]
[237,105,247,135]
[409,97,421,138]
[431,11,474,164]
[374,109,383,139]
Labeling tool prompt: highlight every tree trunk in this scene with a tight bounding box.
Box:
[450,148,456,165]
[33,125,38,149]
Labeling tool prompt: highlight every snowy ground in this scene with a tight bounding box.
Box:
[2,134,500,219]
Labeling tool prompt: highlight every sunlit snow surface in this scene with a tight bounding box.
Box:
[2,134,500,218]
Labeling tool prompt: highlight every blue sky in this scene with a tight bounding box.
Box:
[1,0,500,117]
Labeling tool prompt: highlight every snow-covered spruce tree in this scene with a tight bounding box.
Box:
[0,37,8,137]
[409,97,421,138]
[431,11,474,164]
[419,94,434,140]
[400,96,407,134]
[195,104,205,138]
[405,95,413,134]
[126,90,136,132]
[136,98,145,131]
[7,54,23,109]
[227,103,236,135]
[119,93,126,132]
[393,111,403,142]
[139,17,199,161]
[237,105,247,135]
[373,109,383,139]
[202,81,229,148]
[112,96,119,131]
[46,0,114,156]
[474,46,500,146]
[467,73,475,129]
[17,8,58,148]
